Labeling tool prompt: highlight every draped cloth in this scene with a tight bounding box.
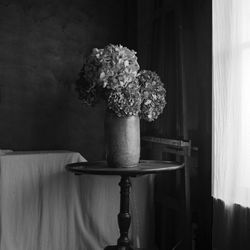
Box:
[212,0,250,248]
[0,151,154,250]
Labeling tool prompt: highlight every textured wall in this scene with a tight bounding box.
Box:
[0,0,126,160]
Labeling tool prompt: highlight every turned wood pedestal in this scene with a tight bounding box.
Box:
[66,160,184,250]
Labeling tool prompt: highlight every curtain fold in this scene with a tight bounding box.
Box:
[213,199,250,250]
[213,0,250,249]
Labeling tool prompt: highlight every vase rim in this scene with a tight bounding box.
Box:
[105,110,139,119]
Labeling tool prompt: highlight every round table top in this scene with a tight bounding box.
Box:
[66,160,184,177]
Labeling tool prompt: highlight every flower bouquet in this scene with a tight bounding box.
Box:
[76,44,166,167]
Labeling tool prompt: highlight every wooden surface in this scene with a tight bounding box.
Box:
[66,160,185,250]
[66,160,184,177]
[142,136,191,148]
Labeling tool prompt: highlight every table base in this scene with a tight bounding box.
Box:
[66,161,185,250]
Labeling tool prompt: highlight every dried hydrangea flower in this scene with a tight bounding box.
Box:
[98,44,140,90]
[75,48,104,106]
[75,45,166,119]
[107,81,141,117]
[138,70,166,121]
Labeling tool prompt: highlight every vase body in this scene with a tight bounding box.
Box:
[104,112,140,168]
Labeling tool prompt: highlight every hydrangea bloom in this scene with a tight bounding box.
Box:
[107,81,141,117]
[83,48,104,87]
[75,48,104,105]
[98,44,140,90]
[75,44,166,121]
[138,70,166,121]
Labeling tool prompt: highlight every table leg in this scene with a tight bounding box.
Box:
[104,175,133,250]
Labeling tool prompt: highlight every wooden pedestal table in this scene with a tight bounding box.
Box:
[66,160,184,250]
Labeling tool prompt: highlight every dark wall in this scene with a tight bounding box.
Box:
[0,0,126,160]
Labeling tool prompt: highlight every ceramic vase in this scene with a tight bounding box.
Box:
[104,111,140,168]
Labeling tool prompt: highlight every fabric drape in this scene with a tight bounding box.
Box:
[212,0,250,248]
[0,151,155,250]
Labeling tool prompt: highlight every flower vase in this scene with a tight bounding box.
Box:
[104,111,140,168]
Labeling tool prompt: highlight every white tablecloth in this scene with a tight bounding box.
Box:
[0,151,155,250]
